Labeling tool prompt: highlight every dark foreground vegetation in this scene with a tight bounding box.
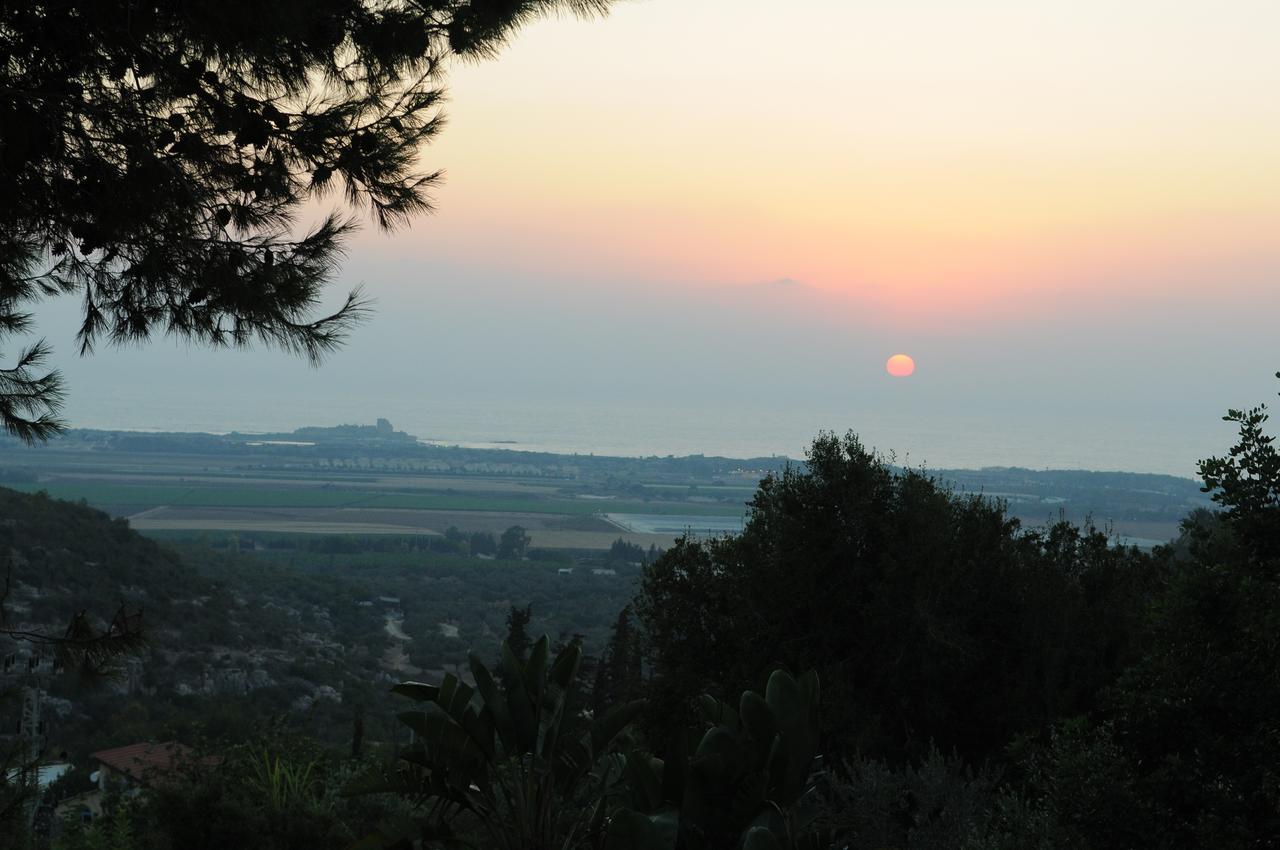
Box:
[0,378,1276,848]
[2,0,1270,842]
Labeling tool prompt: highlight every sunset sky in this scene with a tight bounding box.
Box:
[410,0,1280,313]
[40,0,1280,474]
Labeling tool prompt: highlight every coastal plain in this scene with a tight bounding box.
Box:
[0,423,1206,550]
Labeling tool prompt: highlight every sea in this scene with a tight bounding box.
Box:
[64,392,1225,479]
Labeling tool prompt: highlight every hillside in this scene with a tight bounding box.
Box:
[0,487,391,758]
[0,487,638,762]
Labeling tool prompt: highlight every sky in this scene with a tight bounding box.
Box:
[34,0,1280,475]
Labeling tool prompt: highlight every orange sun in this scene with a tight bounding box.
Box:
[886,354,915,377]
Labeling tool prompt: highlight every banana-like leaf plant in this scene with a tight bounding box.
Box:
[346,636,645,850]
[605,669,834,850]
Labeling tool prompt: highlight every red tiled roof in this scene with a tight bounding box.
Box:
[91,742,190,785]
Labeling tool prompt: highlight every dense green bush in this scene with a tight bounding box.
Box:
[636,432,1165,762]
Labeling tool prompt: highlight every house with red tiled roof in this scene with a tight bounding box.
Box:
[90,742,191,793]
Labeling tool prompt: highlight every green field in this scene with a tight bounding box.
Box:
[0,480,748,517]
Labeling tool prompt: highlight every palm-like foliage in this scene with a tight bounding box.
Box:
[347,635,644,849]
[250,749,324,814]
[607,669,833,850]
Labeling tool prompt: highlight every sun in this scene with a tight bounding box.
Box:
[886,354,915,377]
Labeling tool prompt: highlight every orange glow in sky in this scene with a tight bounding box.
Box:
[355,0,1280,331]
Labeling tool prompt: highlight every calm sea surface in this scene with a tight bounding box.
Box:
[66,392,1222,479]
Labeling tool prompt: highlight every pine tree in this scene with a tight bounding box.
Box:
[593,605,642,715]
[0,0,612,440]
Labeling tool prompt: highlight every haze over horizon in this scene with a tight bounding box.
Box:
[29,0,1280,476]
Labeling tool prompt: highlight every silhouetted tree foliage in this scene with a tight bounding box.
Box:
[636,432,1164,762]
[1198,371,1280,562]
[469,530,497,557]
[0,0,610,440]
[497,524,531,560]
[503,603,532,663]
[1081,375,1280,848]
[592,605,642,715]
[608,537,647,564]
[949,375,1280,849]
[553,630,596,726]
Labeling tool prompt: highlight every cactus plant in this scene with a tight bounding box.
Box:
[606,669,834,850]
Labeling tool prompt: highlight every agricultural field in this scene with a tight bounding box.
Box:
[123,506,681,549]
[0,427,758,549]
[0,480,747,517]
[0,422,1209,549]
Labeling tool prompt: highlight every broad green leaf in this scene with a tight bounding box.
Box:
[764,670,803,723]
[524,635,550,697]
[694,726,741,763]
[390,681,440,703]
[556,734,594,786]
[624,753,664,811]
[501,642,538,752]
[605,807,676,850]
[697,694,739,730]
[470,650,517,753]
[437,674,476,722]
[742,825,783,850]
[459,704,496,762]
[548,639,582,691]
[592,698,647,756]
[661,729,688,808]
[765,669,820,805]
[739,690,778,749]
